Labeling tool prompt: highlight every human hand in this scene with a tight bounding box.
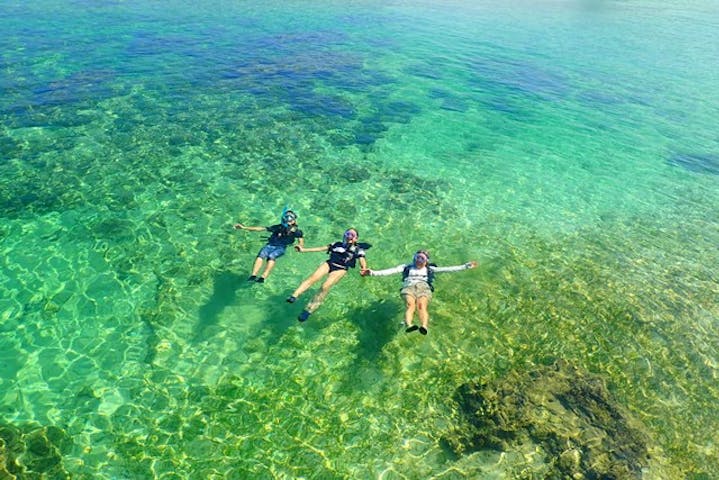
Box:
[294,245,304,252]
[360,269,371,277]
[467,261,477,269]
[233,223,244,230]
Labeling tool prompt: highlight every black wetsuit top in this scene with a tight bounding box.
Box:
[326,242,365,269]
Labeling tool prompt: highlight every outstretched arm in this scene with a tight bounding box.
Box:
[362,264,405,277]
[433,261,477,273]
[234,223,266,232]
[296,244,331,253]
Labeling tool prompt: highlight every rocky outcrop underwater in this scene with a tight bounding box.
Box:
[443,360,677,479]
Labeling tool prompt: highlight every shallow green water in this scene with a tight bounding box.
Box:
[1,0,718,478]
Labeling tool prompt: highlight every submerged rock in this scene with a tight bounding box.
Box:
[444,360,651,479]
[0,422,72,479]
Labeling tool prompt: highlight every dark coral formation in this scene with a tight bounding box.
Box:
[0,423,72,479]
[444,360,651,479]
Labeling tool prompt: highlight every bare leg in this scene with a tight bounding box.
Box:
[251,257,264,276]
[306,269,347,313]
[403,295,417,327]
[292,262,330,298]
[261,259,277,279]
[417,296,430,330]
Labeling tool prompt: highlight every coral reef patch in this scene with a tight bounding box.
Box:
[444,360,653,479]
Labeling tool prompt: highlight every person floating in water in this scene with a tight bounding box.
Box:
[286,228,369,322]
[361,250,476,335]
[233,208,304,283]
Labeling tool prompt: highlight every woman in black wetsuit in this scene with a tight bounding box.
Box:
[286,228,368,322]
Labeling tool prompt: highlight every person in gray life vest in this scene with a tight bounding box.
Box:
[233,208,304,283]
[286,228,369,322]
[361,250,476,335]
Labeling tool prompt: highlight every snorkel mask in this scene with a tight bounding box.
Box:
[281,208,297,227]
[343,229,358,243]
[413,251,429,264]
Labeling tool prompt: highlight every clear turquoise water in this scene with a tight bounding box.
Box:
[1,0,718,478]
